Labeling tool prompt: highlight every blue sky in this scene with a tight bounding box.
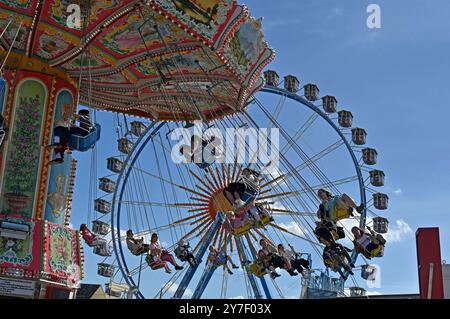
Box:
[70,0,450,298]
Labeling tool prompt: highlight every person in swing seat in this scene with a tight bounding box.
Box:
[224,168,261,210]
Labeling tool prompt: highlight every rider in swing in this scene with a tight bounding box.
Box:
[224,167,260,210]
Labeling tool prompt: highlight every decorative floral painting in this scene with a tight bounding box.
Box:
[48,224,74,275]
[0,218,34,267]
[0,80,46,217]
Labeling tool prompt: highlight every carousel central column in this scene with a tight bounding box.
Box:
[0,56,84,299]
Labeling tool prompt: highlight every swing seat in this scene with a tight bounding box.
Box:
[233,214,271,237]
[215,251,228,266]
[241,189,258,207]
[174,247,184,260]
[316,225,342,246]
[129,246,147,256]
[363,244,384,259]
[145,255,165,270]
[325,256,346,273]
[324,259,339,272]
[68,123,101,152]
[332,206,351,222]
[249,262,267,277]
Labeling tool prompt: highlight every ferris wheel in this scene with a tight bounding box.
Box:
[82,70,389,299]
[0,0,391,300]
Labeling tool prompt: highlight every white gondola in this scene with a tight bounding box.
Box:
[263,70,280,87]
[94,199,111,214]
[351,128,367,145]
[361,264,378,280]
[362,148,378,165]
[105,282,129,298]
[284,75,300,93]
[322,95,337,113]
[370,170,385,187]
[349,287,366,297]
[92,220,110,235]
[304,83,320,102]
[99,177,116,193]
[118,138,134,154]
[97,263,115,278]
[373,217,389,234]
[107,157,124,173]
[338,110,353,128]
[373,193,389,210]
[93,240,112,257]
[131,121,146,137]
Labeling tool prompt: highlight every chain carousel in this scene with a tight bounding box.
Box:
[0,0,389,299]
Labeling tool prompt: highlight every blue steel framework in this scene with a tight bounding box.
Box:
[109,85,368,299]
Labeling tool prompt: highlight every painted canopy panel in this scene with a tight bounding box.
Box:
[0,0,274,121]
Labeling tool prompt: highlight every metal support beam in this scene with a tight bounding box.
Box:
[235,236,263,299]
[191,265,218,299]
[173,213,224,299]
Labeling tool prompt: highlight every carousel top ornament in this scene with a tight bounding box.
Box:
[0,0,275,121]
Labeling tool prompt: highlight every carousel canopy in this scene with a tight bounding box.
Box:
[0,0,275,121]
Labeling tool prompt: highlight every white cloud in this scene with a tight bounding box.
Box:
[164,282,193,298]
[393,189,403,195]
[384,219,412,243]
[279,221,305,237]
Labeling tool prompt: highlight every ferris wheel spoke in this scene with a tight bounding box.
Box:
[128,263,149,278]
[189,170,217,194]
[121,221,191,240]
[291,140,345,173]
[269,223,322,247]
[118,200,187,208]
[173,212,210,225]
[257,191,299,202]
[190,215,210,226]
[207,166,222,190]
[266,95,286,129]
[295,175,359,194]
[259,174,287,190]
[280,113,319,156]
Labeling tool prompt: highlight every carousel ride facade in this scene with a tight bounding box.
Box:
[0,0,389,299]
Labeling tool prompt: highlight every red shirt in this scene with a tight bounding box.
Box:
[82,229,96,245]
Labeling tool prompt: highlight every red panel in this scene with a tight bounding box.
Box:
[0,217,42,277]
[416,228,444,299]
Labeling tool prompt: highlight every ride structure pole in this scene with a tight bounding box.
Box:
[191,265,218,299]
[173,212,224,299]
[235,236,263,299]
